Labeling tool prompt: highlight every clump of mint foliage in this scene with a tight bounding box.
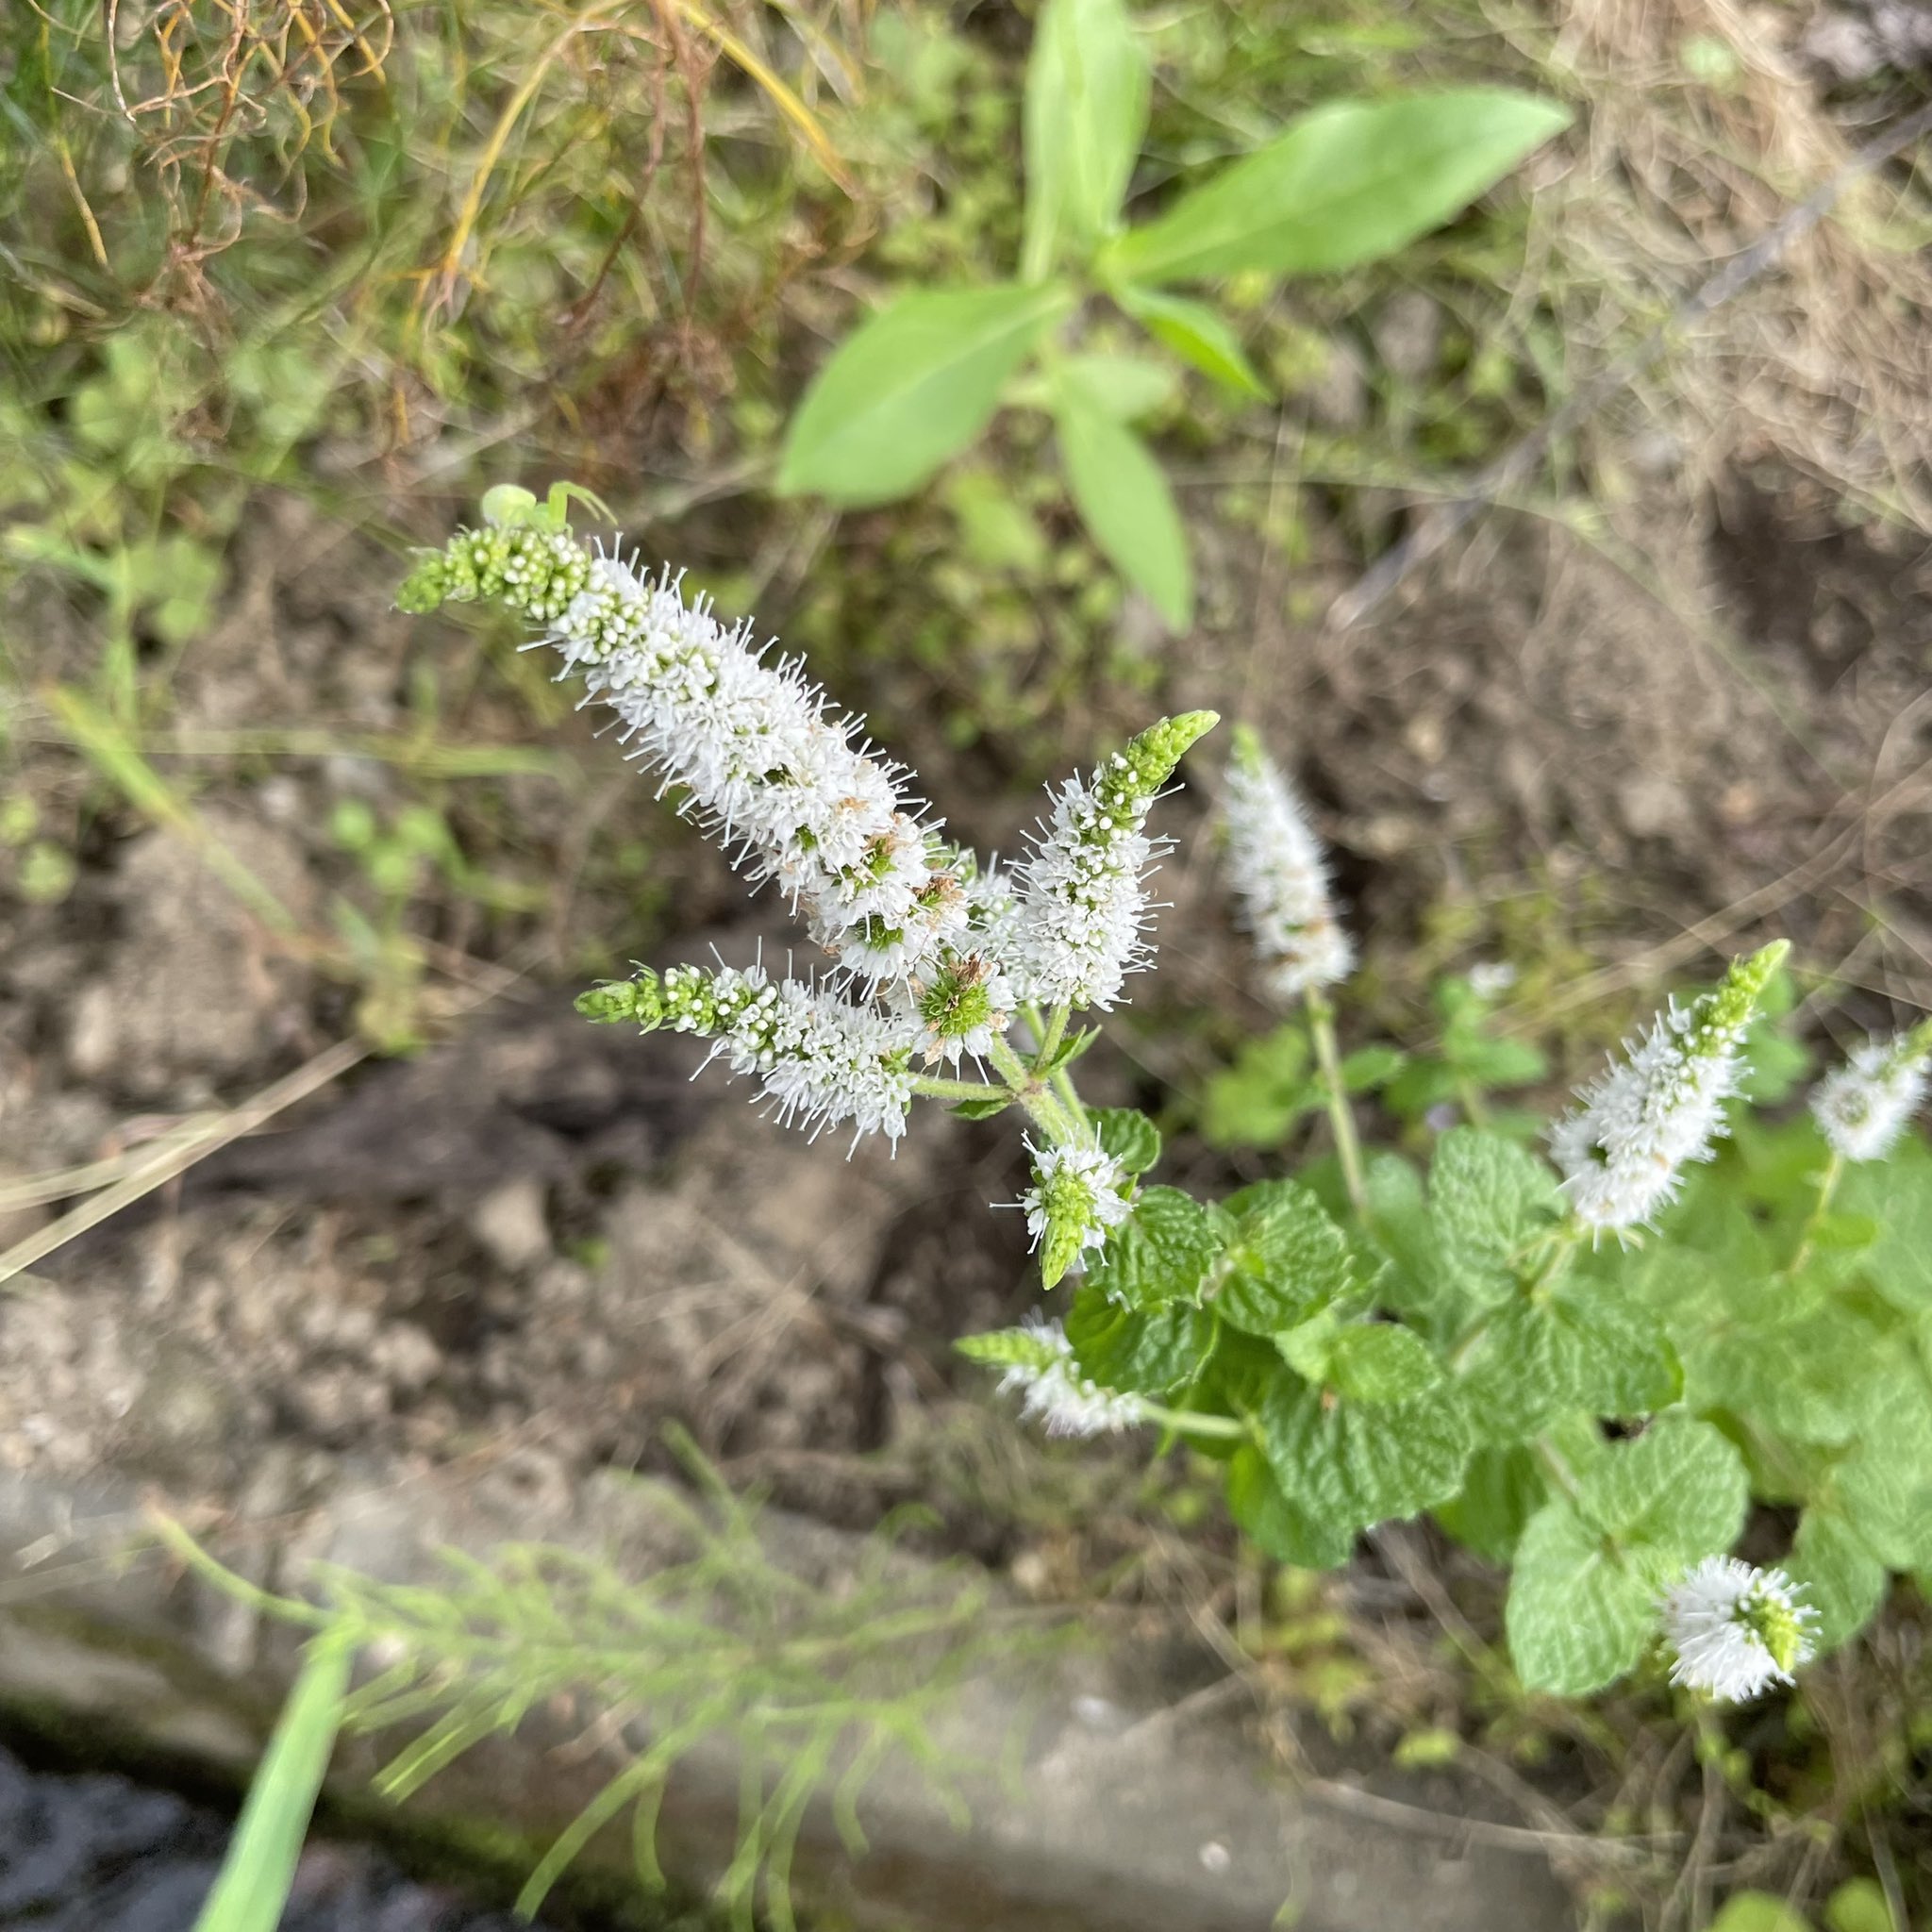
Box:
[775,0,1569,627]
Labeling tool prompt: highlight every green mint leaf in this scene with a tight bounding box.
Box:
[1091,1107,1161,1174]
[1086,1185,1225,1308]
[1225,1443,1356,1569]
[777,283,1075,506]
[1103,90,1570,285]
[1432,1443,1548,1563]
[1785,1506,1890,1652]
[1200,1024,1319,1150]
[1428,1127,1564,1307]
[1575,1413,1749,1555]
[1839,1139,1932,1315]
[1064,1280,1219,1396]
[1327,1323,1445,1406]
[1214,1179,1357,1336]
[1506,1498,1664,1697]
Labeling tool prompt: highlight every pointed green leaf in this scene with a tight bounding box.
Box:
[1327,1323,1445,1405]
[1115,285,1269,396]
[1785,1506,1889,1652]
[1021,0,1150,280]
[1840,1138,1932,1314]
[1226,1443,1356,1569]
[1103,90,1571,286]
[1428,1127,1563,1307]
[1574,1413,1748,1556]
[778,283,1075,506]
[1506,1499,1663,1696]
[1051,370,1192,626]
[1058,352,1177,421]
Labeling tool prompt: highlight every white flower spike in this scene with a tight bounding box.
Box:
[1005,713,1218,1013]
[1018,1139,1131,1288]
[1810,1021,1932,1163]
[1220,725,1353,999]
[1661,1557,1817,1702]
[994,1313,1147,1439]
[1550,942,1788,1235]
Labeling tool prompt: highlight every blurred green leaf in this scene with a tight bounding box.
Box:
[778,283,1074,505]
[1020,0,1149,280]
[1115,286,1268,396]
[1051,363,1191,625]
[1056,351,1176,421]
[1104,90,1571,286]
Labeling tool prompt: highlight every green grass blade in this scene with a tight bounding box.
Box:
[192,1628,355,1932]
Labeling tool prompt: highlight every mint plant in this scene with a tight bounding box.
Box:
[400,488,1932,1707]
[775,0,1570,626]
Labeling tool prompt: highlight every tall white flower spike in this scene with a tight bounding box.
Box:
[1004,712,1218,1013]
[1220,725,1353,999]
[1549,942,1787,1236]
[1661,1557,1817,1702]
[1810,1021,1932,1163]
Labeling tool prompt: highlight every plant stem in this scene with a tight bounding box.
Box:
[911,1074,1007,1105]
[1305,987,1367,1218]
[987,1033,1075,1142]
[1785,1150,1844,1279]
[1139,1402,1252,1441]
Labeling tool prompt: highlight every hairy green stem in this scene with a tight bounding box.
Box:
[1305,987,1367,1218]
[910,1074,1005,1104]
[1139,1403,1252,1441]
[987,1032,1076,1142]
[1785,1149,1845,1279]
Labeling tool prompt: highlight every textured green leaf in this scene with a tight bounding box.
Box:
[1455,1290,1678,1445]
[1021,0,1149,279]
[1199,1024,1317,1149]
[1052,372,1192,626]
[1328,1323,1445,1405]
[1506,1500,1663,1697]
[1214,1180,1357,1337]
[1432,1444,1547,1563]
[778,283,1074,505]
[1105,90,1570,285]
[1225,1443,1356,1569]
[1786,1506,1889,1652]
[1574,1413,1748,1556]
[1091,1107,1161,1175]
[1086,1185,1224,1308]
[1429,1127,1563,1307]
[1256,1374,1471,1539]
[1065,1280,1219,1396]
[1114,285,1268,396]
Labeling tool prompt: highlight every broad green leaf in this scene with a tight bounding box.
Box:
[1825,1878,1900,1932]
[1428,1127,1563,1307]
[1341,1044,1405,1092]
[1255,1373,1471,1544]
[1058,352,1177,421]
[1454,1289,1679,1445]
[1021,0,1149,279]
[1507,1499,1664,1696]
[193,1629,353,1932]
[1086,1185,1225,1308]
[1786,1506,1889,1651]
[1065,1280,1219,1395]
[1840,1138,1932,1314]
[1433,1443,1547,1562]
[778,283,1074,506]
[1051,370,1192,626]
[1215,1179,1356,1336]
[1115,285,1269,396]
[1104,90,1571,286]
[1091,1107,1161,1174]
[1327,1323,1444,1405]
[1226,1443,1355,1569]
[1574,1413,1748,1557]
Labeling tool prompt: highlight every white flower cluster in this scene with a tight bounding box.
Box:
[1811,1026,1932,1163]
[996,1313,1147,1439]
[400,497,1214,1150]
[1019,1140,1131,1288]
[1549,943,1786,1235]
[1661,1557,1817,1702]
[1219,727,1352,1000]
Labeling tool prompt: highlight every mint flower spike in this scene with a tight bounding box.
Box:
[995,1313,1147,1438]
[1004,710,1219,1013]
[1661,1557,1817,1702]
[577,961,920,1150]
[1018,1138,1131,1288]
[1550,941,1789,1237]
[1219,724,1352,1000]
[1810,1017,1932,1163]
[401,491,967,988]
